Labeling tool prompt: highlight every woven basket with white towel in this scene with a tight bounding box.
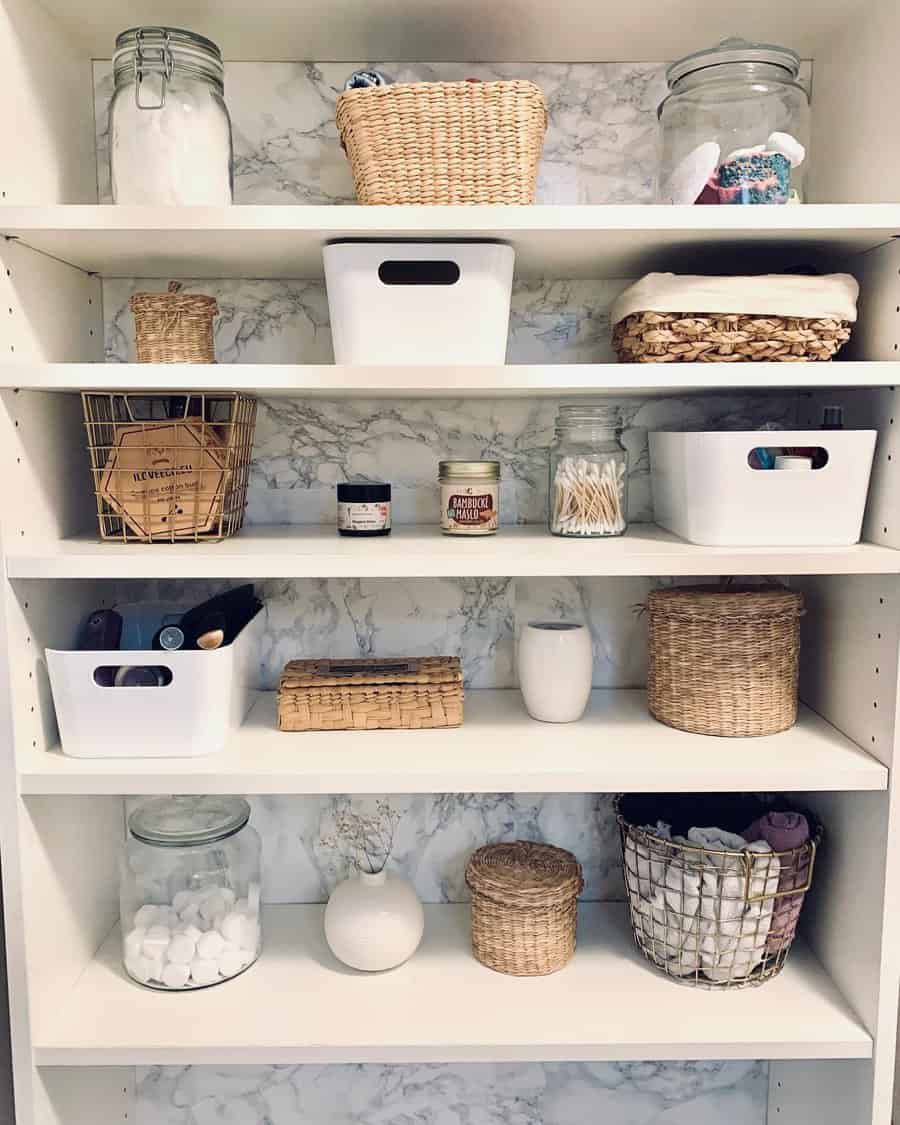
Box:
[611,272,859,363]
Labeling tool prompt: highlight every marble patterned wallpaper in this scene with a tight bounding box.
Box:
[94,61,669,206]
[134,1061,768,1125]
[100,60,774,1125]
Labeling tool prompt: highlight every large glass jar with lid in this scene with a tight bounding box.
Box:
[110,27,234,205]
[549,404,629,538]
[658,37,810,205]
[120,796,261,990]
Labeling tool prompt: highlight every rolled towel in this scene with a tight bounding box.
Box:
[743,812,811,952]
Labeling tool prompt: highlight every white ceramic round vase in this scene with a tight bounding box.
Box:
[518,621,593,723]
[324,868,424,971]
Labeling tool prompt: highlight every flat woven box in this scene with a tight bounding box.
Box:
[336,80,547,205]
[278,656,463,731]
[647,585,804,737]
[465,841,583,976]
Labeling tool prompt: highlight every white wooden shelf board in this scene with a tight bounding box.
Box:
[32,0,867,62]
[33,903,871,1066]
[19,689,886,795]
[3,205,898,279]
[9,524,899,580]
[2,362,898,398]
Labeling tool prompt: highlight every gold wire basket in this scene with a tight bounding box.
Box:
[82,392,257,543]
[616,795,821,989]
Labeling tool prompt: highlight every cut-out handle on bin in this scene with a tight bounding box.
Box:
[377,260,461,286]
[93,665,174,688]
[746,446,829,470]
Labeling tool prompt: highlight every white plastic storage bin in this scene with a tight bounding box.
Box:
[46,609,264,758]
[650,430,877,547]
[324,241,514,364]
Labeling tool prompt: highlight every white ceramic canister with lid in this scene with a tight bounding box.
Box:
[439,461,500,536]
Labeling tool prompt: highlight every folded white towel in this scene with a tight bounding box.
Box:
[610,273,859,327]
[626,824,781,983]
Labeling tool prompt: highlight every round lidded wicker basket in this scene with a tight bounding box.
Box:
[613,311,852,363]
[130,282,219,364]
[646,585,804,737]
[336,80,548,205]
[465,841,583,976]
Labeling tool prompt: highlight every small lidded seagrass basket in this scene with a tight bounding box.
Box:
[130,282,219,363]
[646,585,804,737]
[278,656,463,732]
[336,80,548,205]
[465,841,583,976]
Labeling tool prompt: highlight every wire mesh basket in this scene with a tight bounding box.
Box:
[82,392,257,543]
[617,794,821,989]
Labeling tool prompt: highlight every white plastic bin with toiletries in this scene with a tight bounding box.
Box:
[324,241,514,364]
[46,606,264,758]
[650,429,877,546]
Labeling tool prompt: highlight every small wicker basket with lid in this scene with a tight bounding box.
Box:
[465,841,583,976]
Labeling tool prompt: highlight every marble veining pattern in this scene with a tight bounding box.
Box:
[94,61,669,205]
[101,279,803,525]
[102,276,624,368]
[126,574,651,692]
[243,793,620,904]
[134,1061,768,1125]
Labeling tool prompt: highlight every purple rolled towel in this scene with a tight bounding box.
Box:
[743,812,811,953]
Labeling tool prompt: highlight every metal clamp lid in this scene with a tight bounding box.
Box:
[113,26,225,109]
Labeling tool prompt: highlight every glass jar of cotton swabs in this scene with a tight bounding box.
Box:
[549,404,629,538]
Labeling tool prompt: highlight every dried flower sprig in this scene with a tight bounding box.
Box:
[321,799,402,874]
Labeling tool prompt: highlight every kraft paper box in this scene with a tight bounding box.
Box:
[99,421,226,540]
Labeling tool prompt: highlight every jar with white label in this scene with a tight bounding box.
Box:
[337,482,392,537]
[439,461,500,536]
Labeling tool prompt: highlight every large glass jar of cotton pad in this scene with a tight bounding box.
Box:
[120,796,261,989]
[658,37,810,205]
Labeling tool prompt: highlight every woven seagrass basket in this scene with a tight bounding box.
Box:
[465,841,583,976]
[131,282,219,363]
[616,794,822,989]
[613,310,852,363]
[336,80,548,205]
[646,585,804,737]
[278,656,463,731]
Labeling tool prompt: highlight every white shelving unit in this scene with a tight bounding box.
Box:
[3,203,900,277]
[19,690,888,796]
[2,0,900,1123]
[3,361,900,396]
[34,904,871,1066]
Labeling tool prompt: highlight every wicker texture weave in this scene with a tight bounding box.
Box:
[336,80,547,205]
[278,656,463,731]
[617,797,821,989]
[131,282,219,364]
[613,311,852,363]
[647,586,803,737]
[466,841,583,976]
